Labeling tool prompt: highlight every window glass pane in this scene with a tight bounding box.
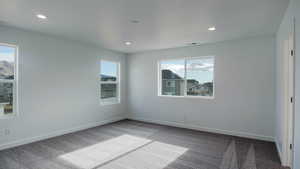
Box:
[0,45,15,80]
[0,82,13,115]
[186,57,214,97]
[161,59,185,96]
[100,61,117,81]
[101,83,117,99]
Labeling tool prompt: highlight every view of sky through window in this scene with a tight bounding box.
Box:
[100,60,117,77]
[160,57,213,83]
[186,57,214,84]
[0,46,15,63]
[160,59,185,78]
[0,45,15,80]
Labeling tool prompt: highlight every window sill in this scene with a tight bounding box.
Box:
[158,95,214,100]
[100,101,120,106]
[0,114,17,120]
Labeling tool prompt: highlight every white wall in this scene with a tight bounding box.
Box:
[0,25,127,150]
[127,36,276,141]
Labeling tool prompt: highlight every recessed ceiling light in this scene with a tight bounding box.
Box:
[125,42,132,45]
[130,20,140,24]
[36,14,47,20]
[187,42,200,46]
[208,26,216,31]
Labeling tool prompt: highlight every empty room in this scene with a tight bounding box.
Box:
[0,0,300,169]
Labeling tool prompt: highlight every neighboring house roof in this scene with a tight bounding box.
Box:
[187,79,198,84]
[162,70,201,85]
[162,69,213,90]
[162,69,182,80]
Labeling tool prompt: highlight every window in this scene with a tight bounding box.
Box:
[159,56,214,98]
[0,44,18,118]
[100,60,120,104]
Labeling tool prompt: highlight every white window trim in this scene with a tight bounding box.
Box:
[158,56,215,99]
[0,43,18,119]
[100,60,120,105]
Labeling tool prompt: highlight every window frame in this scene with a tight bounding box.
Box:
[158,56,215,99]
[0,43,18,119]
[99,59,120,105]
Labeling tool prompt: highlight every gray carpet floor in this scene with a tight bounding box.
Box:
[0,120,286,169]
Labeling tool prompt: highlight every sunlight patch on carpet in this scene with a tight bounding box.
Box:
[59,134,151,169]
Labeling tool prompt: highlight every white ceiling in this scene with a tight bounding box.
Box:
[0,0,289,53]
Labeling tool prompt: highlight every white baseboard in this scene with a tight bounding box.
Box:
[0,116,126,151]
[129,116,274,142]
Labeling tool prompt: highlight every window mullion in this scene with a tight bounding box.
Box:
[100,81,118,84]
[184,58,187,97]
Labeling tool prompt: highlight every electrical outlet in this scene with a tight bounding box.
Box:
[0,129,10,137]
[4,129,10,136]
